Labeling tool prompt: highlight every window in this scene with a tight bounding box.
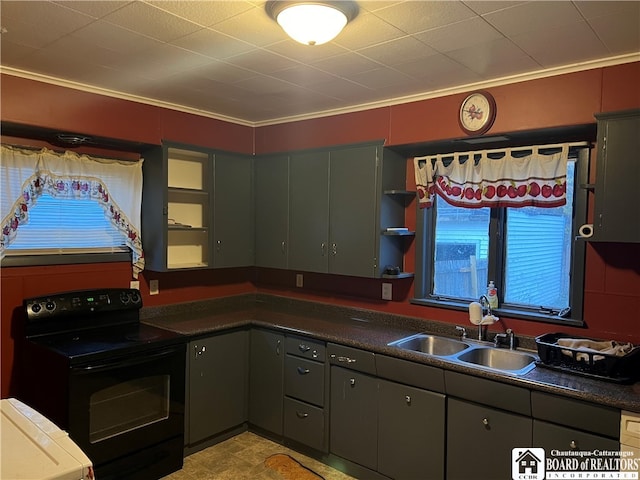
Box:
[414,145,589,325]
[0,145,144,275]
[4,192,128,255]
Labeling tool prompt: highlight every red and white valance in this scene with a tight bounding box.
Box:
[0,145,144,277]
[414,144,569,209]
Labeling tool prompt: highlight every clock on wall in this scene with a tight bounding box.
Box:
[459,91,497,136]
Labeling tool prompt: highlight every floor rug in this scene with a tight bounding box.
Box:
[264,453,325,480]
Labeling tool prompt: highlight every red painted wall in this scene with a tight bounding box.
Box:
[1,74,254,154]
[2,63,640,397]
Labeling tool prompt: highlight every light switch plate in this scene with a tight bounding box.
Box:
[382,283,392,300]
[129,280,140,290]
[149,279,159,295]
[296,274,303,288]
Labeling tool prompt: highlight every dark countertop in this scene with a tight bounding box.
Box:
[141,293,640,413]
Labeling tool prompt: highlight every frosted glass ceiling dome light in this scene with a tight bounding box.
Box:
[266,1,359,46]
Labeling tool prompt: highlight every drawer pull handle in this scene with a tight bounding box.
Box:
[296,412,309,419]
[298,344,311,353]
[405,395,411,405]
[330,354,357,364]
[276,340,281,356]
[569,440,578,450]
[350,378,356,386]
[297,367,310,375]
[482,418,489,427]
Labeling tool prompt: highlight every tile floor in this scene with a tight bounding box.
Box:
[162,431,357,480]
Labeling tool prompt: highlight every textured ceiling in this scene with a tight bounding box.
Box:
[1,1,639,126]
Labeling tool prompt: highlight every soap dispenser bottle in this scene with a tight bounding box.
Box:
[487,281,498,309]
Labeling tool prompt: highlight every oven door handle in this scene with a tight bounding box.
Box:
[72,347,181,374]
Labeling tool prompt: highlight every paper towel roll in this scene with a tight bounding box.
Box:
[469,302,483,325]
[578,224,594,238]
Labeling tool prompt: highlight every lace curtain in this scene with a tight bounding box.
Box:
[414,144,570,209]
[0,145,145,277]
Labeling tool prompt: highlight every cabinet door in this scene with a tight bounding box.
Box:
[255,154,289,268]
[329,145,379,277]
[329,366,378,470]
[289,150,330,273]
[533,420,619,452]
[378,379,445,480]
[213,152,254,267]
[249,329,284,435]
[446,398,532,480]
[188,330,248,445]
[594,111,640,242]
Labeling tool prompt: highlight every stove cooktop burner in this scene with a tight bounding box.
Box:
[124,331,161,342]
[29,323,184,365]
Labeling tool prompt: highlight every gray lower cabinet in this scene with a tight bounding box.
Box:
[248,328,284,435]
[531,390,620,452]
[378,379,446,480]
[533,420,620,452]
[283,335,327,452]
[446,397,532,480]
[188,329,248,446]
[330,365,379,471]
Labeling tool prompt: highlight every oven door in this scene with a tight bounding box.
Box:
[67,344,186,473]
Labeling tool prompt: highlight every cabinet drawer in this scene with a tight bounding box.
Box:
[531,391,620,439]
[376,354,445,393]
[285,335,326,361]
[285,355,325,407]
[284,397,325,452]
[327,343,376,375]
[444,371,531,415]
[533,419,620,452]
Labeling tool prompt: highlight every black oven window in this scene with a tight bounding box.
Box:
[89,375,170,444]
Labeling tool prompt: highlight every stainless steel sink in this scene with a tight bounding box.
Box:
[388,333,470,356]
[456,347,537,375]
[388,333,537,376]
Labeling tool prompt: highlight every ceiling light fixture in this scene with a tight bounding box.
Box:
[266,1,359,46]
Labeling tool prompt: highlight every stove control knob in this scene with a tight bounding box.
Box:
[45,301,56,311]
[130,292,140,304]
[120,292,130,304]
[31,303,42,314]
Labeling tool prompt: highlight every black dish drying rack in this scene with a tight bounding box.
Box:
[535,333,640,384]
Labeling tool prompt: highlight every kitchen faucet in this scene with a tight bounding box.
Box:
[477,295,492,341]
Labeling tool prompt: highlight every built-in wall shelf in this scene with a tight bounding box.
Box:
[383,190,416,196]
[382,272,414,279]
[382,230,415,236]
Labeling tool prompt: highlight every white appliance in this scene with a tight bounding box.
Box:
[620,410,640,474]
[1,398,94,480]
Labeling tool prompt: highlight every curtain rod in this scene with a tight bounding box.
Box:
[441,141,591,158]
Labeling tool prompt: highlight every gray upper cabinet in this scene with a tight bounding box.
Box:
[213,152,254,267]
[142,143,211,271]
[592,109,640,243]
[254,154,289,269]
[287,142,409,278]
[289,150,330,273]
[142,142,254,271]
[328,145,379,277]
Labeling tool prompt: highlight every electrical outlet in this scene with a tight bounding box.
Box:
[149,279,159,295]
[129,280,140,290]
[296,274,303,288]
[382,283,392,301]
